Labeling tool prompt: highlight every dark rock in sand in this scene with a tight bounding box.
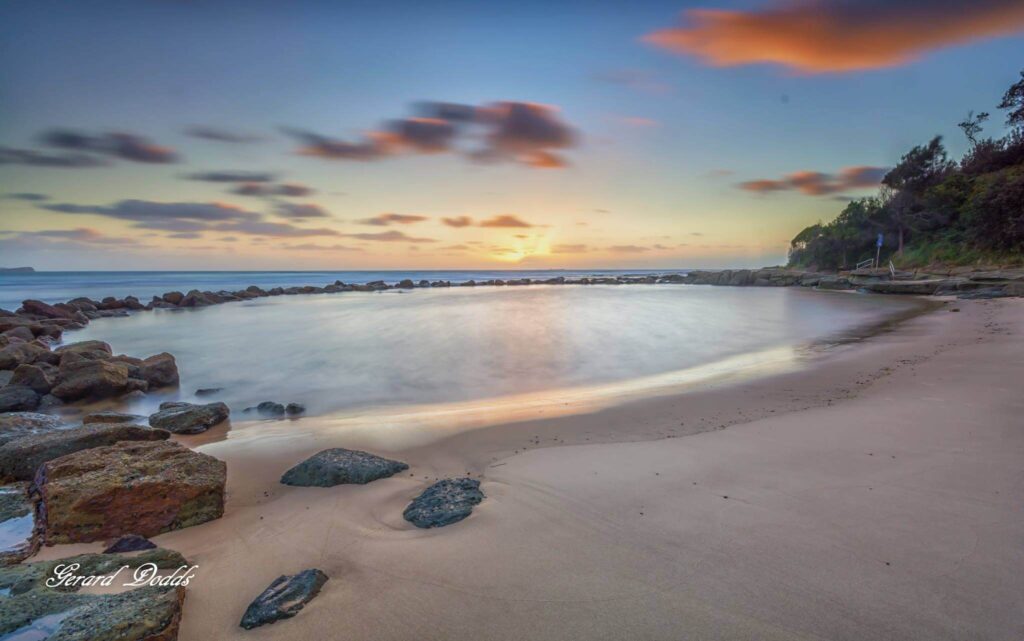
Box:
[51,358,130,401]
[255,401,285,417]
[9,363,53,394]
[285,402,305,416]
[195,387,223,397]
[239,568,328,630]
[281,448,408,487]
[403,477,485,528]
[36,439,226,544]
[82,411,146,424]
[0,422,169,482]
[0,385,40,412]
[148,401,229,434]
[103,534,158,554]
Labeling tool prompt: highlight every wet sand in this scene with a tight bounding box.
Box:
[37,297,1024,640]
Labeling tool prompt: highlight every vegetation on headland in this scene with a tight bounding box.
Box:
[789,71,1024,271]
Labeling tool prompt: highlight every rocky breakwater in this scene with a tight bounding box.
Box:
[35,439,226,544]
[0,336,179,413]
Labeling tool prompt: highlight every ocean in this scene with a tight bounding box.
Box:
[1,271,924,420]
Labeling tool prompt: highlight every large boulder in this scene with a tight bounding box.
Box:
[9,363,53,394]
[0,341,56,370]
[82,411,147,424]
[240,569,328,630]
[51,358,130,401]
[55,340,113,360]
[18,299,74,320]
[139,352,179,388]
[0,412,66,446]
[148,401,229,434]
[0,385,39,412]
[35,440,226,544]
[403,478,485,529]
[281,448,408,487]
[0,423,169,482]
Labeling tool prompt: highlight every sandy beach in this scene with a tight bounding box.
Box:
[32,295,1022,640]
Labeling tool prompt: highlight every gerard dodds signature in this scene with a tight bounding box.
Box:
[46,562,198,589]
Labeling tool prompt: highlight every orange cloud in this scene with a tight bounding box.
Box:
[739,166,887,195]
[644,1,1024,73]
[479,215,534,228]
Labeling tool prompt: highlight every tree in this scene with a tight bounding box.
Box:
[958,110,989,147]
[998,69,1024,129]
[882,136,954,254]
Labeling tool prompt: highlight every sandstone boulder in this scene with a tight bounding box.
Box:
[9,363,52,394]
[0,423,169,482]
[51,358,130,401]
[35,440,226,544]
[0,385,39,412]
[139,352,179,388]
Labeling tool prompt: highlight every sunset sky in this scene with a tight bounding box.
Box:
[1,0,1023,270]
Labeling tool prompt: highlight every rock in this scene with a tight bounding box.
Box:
[55,340,113,358]
[0,412,67,447]
[0,583,185,641]
[36,440,226,544]
[103,534,157,553]
[0,384,41,412]
[958,286,1009,299]
[403,478,485,528]
[195,387,223,397]
[860,279,949,295]
[18,299,74,320]
[285,402,305,416]
[148,401,229,434]
[82,411,147,424]
[281,448,408,487]
[239,568,328,630]
[37,394,64,410]
[0,341,55,370]
[0,422,169,482]
[9,363,53,394]
[254,401,285,417]
[51,358,130,401]
[139,352,179,388]
[162,291,184,305]
[0,483,38,564]
[2,326,34,342]
[395,279,415,289]
[0,547,187,596]
[0,371,11,386]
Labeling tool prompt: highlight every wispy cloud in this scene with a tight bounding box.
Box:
[479,214,534,228]
[39,129,178,163]
[184,126,263,144]
[441,216,473,228]
[343,230,437,243]
[275,203,331,219]
[356,213,428,226]
[0,147,109,168]
[185,170,277,183]
[644,0,1024,73]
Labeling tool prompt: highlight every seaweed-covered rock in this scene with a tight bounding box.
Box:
[35,440,226,544]
[240,568,328,630]
[148,401,229,434]
[0,384,39,412]
[0,412,66,447]
[0,585,185,641]
[281,448,408,487]
[0,423,169,482]
[403,478,485,528]
[103,534,157,554]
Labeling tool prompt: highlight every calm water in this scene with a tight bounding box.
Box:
[59,283,920,419]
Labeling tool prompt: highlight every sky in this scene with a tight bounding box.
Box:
[1,0,1023,271]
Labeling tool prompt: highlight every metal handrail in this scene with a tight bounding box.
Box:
[855,258,874,270]
[889,260,896,276]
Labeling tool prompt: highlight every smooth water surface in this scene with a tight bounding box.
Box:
[70,285,920,418]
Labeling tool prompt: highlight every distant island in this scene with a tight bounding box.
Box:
[0,267,34,273]
[789,70,1024,271]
